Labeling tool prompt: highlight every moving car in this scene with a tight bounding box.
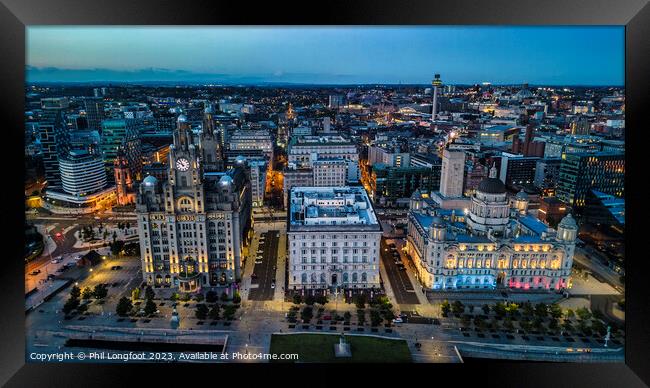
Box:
[30,269,41,276]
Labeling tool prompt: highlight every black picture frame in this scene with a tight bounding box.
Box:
[1,0,648,386]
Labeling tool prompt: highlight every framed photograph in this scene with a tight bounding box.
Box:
[1,0,648,386]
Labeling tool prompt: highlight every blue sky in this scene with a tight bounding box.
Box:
[27,26,624,85]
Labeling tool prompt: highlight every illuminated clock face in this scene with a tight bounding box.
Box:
[176,158,190,171]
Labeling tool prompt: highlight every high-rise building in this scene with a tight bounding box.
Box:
[499,153,540,190]
[84,97,105,132]
[101,118,142,183]
[431,74,442,122]
[228,129,274,161]
[38,109,70,188]
[136,115,251,292]
[439,148,465,198]
[44,150,116,212]
[556,152,625,210]
[328,95,345,109]
[534,158,562,196]
[287,186,382,291]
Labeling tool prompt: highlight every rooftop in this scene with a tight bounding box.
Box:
[288,186,380,232]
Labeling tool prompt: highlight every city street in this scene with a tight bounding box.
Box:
[380,240,419,305]
[248,230,280,301]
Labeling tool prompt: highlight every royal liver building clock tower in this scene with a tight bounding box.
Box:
[136,112,252,293]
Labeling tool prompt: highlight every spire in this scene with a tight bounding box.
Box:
[489,163,497,179]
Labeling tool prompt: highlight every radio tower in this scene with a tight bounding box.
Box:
[431,73,443,124]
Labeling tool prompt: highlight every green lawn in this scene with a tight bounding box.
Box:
[269,333,412,363]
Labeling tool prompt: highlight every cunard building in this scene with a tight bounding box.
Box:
[405,165,577,291]
[136,111,251,293]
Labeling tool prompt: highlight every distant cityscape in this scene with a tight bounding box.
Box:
[25,73,625,363]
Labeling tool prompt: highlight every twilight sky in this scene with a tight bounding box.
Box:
[27,26,624,85]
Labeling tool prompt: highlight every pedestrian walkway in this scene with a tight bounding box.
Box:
[273,231,287,302]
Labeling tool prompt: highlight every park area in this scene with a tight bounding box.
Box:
[269,333,412,363]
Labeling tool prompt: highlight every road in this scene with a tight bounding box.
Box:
[573,247,623,291]
[248,231,279,301]
[380,240,419,305]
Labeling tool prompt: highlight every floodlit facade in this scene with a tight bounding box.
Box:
[406,172,577,291]
[136,114,251,293]
[287,186,382,291]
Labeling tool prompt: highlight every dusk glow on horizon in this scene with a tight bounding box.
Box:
[27,26,624,85]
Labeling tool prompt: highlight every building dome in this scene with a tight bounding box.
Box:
[235,155,247,165]
[142,175,158,187]
[477,177,506,194]
[219,175,233,186]
[204,106,214,114]
[558,213,578,230]
[515,189,529,200]
[177,114,188,123]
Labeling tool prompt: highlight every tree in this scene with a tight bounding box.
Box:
[116,297,132,316]
[493,302,506,318]
[534,303,548,319]
[301,307,314,322]
[481,304,490,316]
[126,222,131,229]
[205,290,218,304]
[131,288,140,302]
[441,300,451,316]
[208,304,221,320]
[70,285,81,299]
[354,294,367,309]
[566,309,575,319]
[343,311,351,322]
[76,303,88,314]
[112,231,118,242]
[145,286,155,301]
[220,292,229,302]
[549,304,563,319]
[452,300,465,315]
[304,295,316,306]
[232,291,241,304]
[316,295,328,305]
[194,293,205,303]
[63,298,80,315]
[195,304,209,320]
[522,302,534,317]
[93,284,108,299]
[292,294,303,305]
[505,303,519,316]
[144,298,158,316]
[576,307,592,321]
[82,287,94,300]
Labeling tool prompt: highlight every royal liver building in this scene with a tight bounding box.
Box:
[136,111,251,293]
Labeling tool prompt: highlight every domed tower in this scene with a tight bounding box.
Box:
[428,214,447,241]
[511,189,529,216]
[467,164,509,235]
[557,213,578,242]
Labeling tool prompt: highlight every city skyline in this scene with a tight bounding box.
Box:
[27,26,624,86]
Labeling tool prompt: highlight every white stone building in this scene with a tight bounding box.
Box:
[405,172,577,292]
[287,186,382,291]
[136,114,252,293]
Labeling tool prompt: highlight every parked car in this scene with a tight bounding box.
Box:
[30,269,41,276]
[251,273,258,279]
[392,317,403,324]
